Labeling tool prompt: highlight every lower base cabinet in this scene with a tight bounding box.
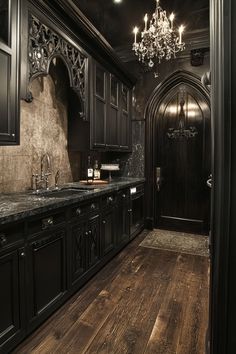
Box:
[101,207,116,256]
[0,183,144,353]
[116,190,130,247]
[0,248,25,354]
[70,213,100,289]
[27,229,67,331]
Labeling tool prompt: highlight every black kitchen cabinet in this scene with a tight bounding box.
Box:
[70,220,87,286]
[92,64,107,148]
[92,63,132,152]
[116,189,130,247]
[0,0,20,145]
[101,203,116,256]
[0,183,144,352]
[70,213,100,289]
[101,209,115,255]
[27,229,67,330]
[70,60,132,152]
[119,85,132,150]
[130,185,145,240]
[106,74,119,149]
[0,222,26,354]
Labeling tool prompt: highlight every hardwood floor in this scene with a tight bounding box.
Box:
[13,231,209,354]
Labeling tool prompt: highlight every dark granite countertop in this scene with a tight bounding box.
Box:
[0,178,145,225]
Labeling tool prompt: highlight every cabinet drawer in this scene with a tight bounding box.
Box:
[0,223,24,251]
[27,210,66,236]
[70,200,99,219]
[101,194,117,209]
[118,189,130,202]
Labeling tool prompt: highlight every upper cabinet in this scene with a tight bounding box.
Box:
[91,61,132,152]
[0,0,20,145]
[69,60,132,152]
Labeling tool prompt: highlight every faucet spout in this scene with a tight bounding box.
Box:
[41,153,51,176]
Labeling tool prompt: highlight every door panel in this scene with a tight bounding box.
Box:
[155,84,211,233]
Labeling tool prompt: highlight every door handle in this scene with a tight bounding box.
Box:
[156,167,161,192]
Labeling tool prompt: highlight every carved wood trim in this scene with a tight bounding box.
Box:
[27,13,88,118]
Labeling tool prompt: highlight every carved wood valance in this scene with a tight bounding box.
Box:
[27,14,88,118]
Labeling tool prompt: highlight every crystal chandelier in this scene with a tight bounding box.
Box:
[132,0,185,77]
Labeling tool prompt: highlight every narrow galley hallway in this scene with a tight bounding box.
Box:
[14,231,209,354]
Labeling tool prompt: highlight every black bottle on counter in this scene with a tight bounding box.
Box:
[87,155,94,184]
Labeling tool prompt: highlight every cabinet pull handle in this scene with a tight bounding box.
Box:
[91,203,96,210]
[76,208,81,215]
[42,217,54,230]
[0,234,7,247]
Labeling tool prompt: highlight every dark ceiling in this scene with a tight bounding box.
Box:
[74,0,209,48]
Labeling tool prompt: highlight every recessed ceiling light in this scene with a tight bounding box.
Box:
[114,0,122,3]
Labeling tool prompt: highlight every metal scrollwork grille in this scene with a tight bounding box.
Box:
[28,14,87,107]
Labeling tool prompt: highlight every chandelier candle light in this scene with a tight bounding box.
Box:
[132,0,185,77]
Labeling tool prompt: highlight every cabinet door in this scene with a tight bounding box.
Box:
[86,214,100,269]
[0,0,20,144]
[119,85,131,150]
[116,191,130,247]
[0,248,25,352]
[93,64,106,148]
[101,208,115,256]
[70,220,87,286]
[27,230,67,328]
[106,74,119,149]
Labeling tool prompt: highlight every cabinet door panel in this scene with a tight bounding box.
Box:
[0,250,24,349]
[0,0,9,45]
[120,111,129,149]
[101,209,115,255]
[28,231,66,323]
[117,200,130,247]
[0,51,10,134]
[86,214,100,269]
[106,106,119,148]
[0,0,19,144]
[71,221,87,285]
[93,98,106,147]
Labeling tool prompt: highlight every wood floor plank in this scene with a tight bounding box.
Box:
[13,231,209,354]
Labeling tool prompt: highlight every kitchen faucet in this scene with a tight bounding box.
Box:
[32,153,52,191]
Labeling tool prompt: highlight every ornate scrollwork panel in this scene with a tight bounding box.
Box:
[28,14,87,117]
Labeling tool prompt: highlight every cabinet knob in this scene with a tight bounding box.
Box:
[102,220,106,224]
[91,203,96,210]
[108,196,113,202]
[76,208,81,215]
[20,251,25,258]
[128,209,132,213]
[88,230,92,234]
[122,194,126,199]
[0,234,7,247]
[85,231,88,236]
[42,217,54,230]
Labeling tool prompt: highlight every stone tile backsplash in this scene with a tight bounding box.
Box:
[0,72,80,193]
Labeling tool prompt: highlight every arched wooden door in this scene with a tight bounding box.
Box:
[154,83,211,233]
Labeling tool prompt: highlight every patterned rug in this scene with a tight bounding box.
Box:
[139,229,209,257]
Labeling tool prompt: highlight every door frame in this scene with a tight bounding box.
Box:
[144,70,210,230]
[209,0,233,353]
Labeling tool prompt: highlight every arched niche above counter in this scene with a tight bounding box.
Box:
[26,14,89,120]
